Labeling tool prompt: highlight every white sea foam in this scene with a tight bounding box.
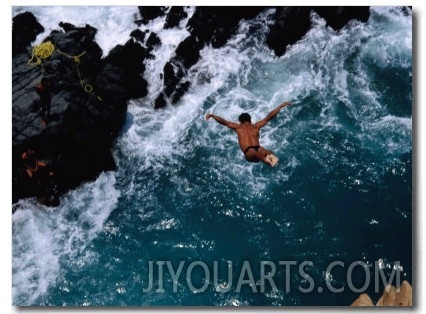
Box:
[120,11,304,196]
[367,114,412,154]
[369,7,412,63]
[12,172,119,305]
[138,7,195,101]
[119,6,413,198]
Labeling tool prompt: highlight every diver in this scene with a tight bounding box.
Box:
[21,149,47,186]
[205,102,292,167]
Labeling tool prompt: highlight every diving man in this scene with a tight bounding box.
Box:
[206,102,291,167]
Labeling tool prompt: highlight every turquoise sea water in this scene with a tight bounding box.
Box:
[12,6,412,306]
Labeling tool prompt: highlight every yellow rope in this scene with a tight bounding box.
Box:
[57,49,94,94]
[28,42,101,100]
[57,49,86,63]
[28,41,55,66]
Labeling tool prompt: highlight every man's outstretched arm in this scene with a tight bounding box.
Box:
[255,102,291,128]
[206,113,239,130]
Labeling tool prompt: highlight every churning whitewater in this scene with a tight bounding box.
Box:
[12,6,412,306]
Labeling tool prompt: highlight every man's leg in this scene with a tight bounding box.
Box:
[257,147,279,167]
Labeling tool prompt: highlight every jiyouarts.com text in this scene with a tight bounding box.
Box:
[141,260,402,294]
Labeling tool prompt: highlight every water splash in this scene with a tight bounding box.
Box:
[12,172,119,305]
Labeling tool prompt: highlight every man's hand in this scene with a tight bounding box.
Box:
[280,101,291,108]
[205,113,239,130]
[255,101,292,128]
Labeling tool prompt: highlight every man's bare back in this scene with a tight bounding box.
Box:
[235,123,261,152]
[206,101,291,167]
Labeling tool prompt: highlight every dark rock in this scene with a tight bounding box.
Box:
[155,36,198,106]
[154,92,167,109]
[105,39,149,99]
[401,6,412,16]
[153,35,202,106]
[138,6,167,24]
[130,29,146,43]
[59,22,77,32]
[175,35,203,69]
[156,6,265,106]
[266,7,312,57]
[12,12,44,56]
[164,6,188,29]
[12,16,149,206]
[313,6,370,31]
[187,7,264,48]
[172,81,190,103]
[146,32,161,51]
[163,61,181,97]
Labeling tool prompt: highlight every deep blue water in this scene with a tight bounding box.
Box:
[12,6,412,306]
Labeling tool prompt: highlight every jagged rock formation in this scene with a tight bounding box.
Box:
[266,7,312,57]
[314,6,370,31]
[154,7,265,108]
[12,11,45,56]
[154,6,370,108]
[12,13,149,206]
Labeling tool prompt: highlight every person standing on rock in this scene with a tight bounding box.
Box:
[21,149,48,186]
[21,149,58,206]
[206,101,291,167]
[36,77,52,127]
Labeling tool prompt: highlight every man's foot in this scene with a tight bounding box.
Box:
[265,154,279,167]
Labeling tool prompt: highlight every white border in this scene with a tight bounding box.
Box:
[2,1,423,314]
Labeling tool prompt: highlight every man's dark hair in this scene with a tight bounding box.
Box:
[239,113,251,123]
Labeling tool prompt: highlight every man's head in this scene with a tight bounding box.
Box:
[239,113,251,124]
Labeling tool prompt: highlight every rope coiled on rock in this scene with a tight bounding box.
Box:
[28,41,101,100]
[28,41,55,66]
